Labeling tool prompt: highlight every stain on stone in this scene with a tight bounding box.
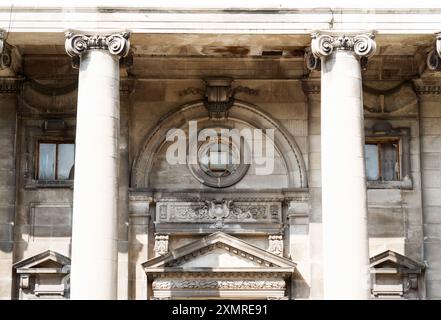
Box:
[201,46,250,57]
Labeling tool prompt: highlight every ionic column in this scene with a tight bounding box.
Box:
[427,32,441,71]
[308,31,376,299]
[65,31,130,299]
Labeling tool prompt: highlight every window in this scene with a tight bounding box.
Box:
[199,139,238,178]
[365,139,400,181]
[37,141,75,180]
[188,129,250,188]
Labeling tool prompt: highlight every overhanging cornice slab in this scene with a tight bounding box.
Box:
[1,7,441,40]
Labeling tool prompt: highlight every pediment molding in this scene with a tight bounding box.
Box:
[14,250,70,274]
[143,232,296,273]
[370,250,424,274]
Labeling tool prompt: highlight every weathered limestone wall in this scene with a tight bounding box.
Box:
[419,94,441,299]
[11,55,77,298]
[14,117,74,261]
[6,51,432,299]
[0,92,17,299]
[364,118,423,260]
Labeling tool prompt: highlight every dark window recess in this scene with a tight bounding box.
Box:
[37,142,75,180]
[365,140,400,181]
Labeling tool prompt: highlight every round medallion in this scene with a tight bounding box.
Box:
[188,135,249,188]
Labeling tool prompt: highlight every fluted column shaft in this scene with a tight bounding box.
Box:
[310,32,376,299]
[65,32,130,300]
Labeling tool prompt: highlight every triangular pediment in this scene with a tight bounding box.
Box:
[143,232,296,273]
[13,250,70,273]
[370,250,424,274]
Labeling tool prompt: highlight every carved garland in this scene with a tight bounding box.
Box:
[152,279,286,290]
[157,200,282,230]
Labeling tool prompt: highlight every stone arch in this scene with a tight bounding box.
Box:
[131,99,308,189]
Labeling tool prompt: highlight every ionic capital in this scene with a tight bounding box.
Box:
[0,29,12,70]
[0,29,4,53]
[310,31,377,59]
[65,31,131,59]
[427,33,441,71]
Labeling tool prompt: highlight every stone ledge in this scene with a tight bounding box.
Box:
[367,179,413,190]
[24,179,73,189]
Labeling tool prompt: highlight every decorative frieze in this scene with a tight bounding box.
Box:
[152,195,288,233]
[156,200,282,228]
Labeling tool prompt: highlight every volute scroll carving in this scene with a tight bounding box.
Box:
[307,31,376,71]
[65,31,130,57]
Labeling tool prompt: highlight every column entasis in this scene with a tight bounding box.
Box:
[65,31,130,300]
[307,31,376,299]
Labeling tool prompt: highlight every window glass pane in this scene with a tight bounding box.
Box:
[210,151,228,171]
[381,143,398,181]
[38,143,56,180]
[57,143,75,180]
[365,144,379,181]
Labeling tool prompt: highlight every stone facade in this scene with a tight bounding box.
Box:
[0,5,441,300]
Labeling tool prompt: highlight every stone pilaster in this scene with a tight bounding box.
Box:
[0,30,20,300]
[308,31,376,299]
[128,194,151,300]
[65,31,130,300]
